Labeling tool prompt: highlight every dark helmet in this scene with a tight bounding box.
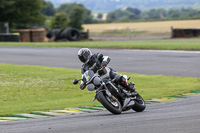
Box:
[78,48,92,63]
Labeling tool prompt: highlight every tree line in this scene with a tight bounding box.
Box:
[0,0,95,30]
[42,2,97,30]
[0,0,45,29]
[106,7,200,22]
[42,2,200,28]
[0,0,200,31]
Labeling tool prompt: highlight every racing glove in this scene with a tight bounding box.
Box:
[99,61,107,71]
[80,83,86,90]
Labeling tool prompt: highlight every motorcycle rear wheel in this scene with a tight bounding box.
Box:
[132,92,146,112]
[97,91,122,114]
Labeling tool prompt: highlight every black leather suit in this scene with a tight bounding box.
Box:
[80,53,121,90]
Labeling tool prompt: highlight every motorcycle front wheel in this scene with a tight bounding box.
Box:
[97,91,122,114]
[132,92,146,112]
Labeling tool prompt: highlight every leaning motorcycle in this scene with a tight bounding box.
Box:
[73,67,146,114]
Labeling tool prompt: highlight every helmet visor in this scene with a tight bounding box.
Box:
[79,51,90,63]
[79,55,87,63]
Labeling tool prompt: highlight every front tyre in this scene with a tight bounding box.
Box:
[97,91,122,114]
[132,92,146,112]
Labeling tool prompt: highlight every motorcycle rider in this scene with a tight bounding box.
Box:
[77,48,135,93]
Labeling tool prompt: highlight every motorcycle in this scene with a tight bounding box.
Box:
[73,67,146,114]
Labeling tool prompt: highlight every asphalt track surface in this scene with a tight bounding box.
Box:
[0,47,200,133]
[0,47,200,77]
[0,96,200,133]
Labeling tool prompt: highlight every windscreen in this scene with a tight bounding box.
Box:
[83,70,95,82]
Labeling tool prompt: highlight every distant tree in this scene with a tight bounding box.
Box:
[83,8,94,24]
[0,0,46,29]
[147,9,160,19]
[41,1,55,16]
[106,12,116,22]
[147,9,167,19]
[116,9,131,20]
[168,9,181,19]
[45,18,52,29]
[69,6,84,30]
[0,1,15,17]
[56,3,74,13]
[106,6,200,22]
[179,8,200,18]
[126,7,141,16]
[188,9,200,18]
[57,3,94,25]
[50,12,69,29]
[107,8,141,22]
[107,9,131,21]
[128,14,138,20]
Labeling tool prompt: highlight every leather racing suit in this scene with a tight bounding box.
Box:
[80,53,134,92]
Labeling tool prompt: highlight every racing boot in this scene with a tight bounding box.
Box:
[119,76,137,96]
[128,82,137,96]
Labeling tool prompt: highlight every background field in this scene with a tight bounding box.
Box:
[83,20,200,40]
[83,19,200,33]
[0,63,200,116]
[1,40,200,51]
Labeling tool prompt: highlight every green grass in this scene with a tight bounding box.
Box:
[91,29,147,35]
[0,40,200,50]
[0,63,200,116]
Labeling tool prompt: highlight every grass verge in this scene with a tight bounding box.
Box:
[0,40,200,51]
[90,29,147,35]
[0,63,200,116]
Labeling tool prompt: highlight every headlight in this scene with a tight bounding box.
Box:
[87,83,95,91]
[93,77,101,85]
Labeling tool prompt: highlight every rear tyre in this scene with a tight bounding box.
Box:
[132,92,146,112]
[97,91,122,114]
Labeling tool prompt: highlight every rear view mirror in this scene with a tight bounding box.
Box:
[73,79,79,85]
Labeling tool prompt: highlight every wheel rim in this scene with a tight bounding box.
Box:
[105,95,120,108]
